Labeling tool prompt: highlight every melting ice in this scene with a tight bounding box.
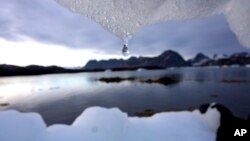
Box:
[0,104,220,141]
[55,0,250,49]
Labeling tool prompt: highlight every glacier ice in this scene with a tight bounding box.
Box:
[54,0,250,48]
[0,104,220,141]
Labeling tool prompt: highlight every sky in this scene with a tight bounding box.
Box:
[0,0,249,67]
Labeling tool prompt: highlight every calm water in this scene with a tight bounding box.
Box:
[0,67,250,125]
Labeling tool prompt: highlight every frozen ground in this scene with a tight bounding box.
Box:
[0,103,220,141]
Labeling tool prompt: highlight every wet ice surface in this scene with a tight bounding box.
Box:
[0,104,220,141]
[55,0,250,48]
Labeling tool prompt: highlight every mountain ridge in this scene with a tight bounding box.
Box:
[84,50,190,70]
[1,50,250,76]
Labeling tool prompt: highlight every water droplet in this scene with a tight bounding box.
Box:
[122,44,129,56]
[121,35,132,56]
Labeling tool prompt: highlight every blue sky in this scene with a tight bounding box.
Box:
[0,0,249,67]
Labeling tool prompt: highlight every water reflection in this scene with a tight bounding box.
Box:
[0,67,250,125]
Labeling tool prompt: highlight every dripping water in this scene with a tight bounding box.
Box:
[122,35,132,57]
[122,44,129,56]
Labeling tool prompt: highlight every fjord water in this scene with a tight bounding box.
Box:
[0,67,249,125]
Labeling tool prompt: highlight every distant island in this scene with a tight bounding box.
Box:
[0,65,84,76]
[1,50,250,76]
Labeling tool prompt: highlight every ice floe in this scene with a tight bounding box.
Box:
[0,104,221,141]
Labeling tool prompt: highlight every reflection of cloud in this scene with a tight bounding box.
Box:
[0,83,32,99]
[0,73,104,104]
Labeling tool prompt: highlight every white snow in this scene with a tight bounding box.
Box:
[55,0,250,48]
[0,105,220,141]
[213,54,228,60]
[104,69,112,73]
[137,68,146,72]
[193,58,210,66]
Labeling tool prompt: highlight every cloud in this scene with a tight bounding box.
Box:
[0,38,121,67]
[130,15,249,58]
[0,0,249,60]
[0,0,121,51]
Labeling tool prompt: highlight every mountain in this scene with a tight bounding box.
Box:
[0,64,83,76]
[196,52,250,66]
[84,50,190,70]
[187,53,210,66]
[2,51,249,77]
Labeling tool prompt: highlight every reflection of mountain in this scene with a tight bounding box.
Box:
[84,50,189,70]
[189,52,250,67]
